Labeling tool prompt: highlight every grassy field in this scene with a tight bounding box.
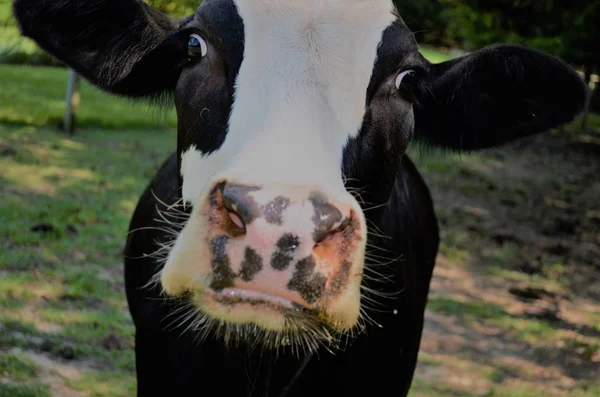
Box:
[0,0,38,55]
[1,125,174,397]
[0,58,177,396]
[1,43,599,397]
[0,65,177,129]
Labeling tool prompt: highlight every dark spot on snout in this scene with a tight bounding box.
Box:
[209,236,236,290]
[209,181,227,207]
[262,196,291,225]
[337,217,357,254]
[271,234,300,271]
[330,261,352,294]
[222,184,262,225]
[287,257,326,304]
[239,247,263,282]
[309,192,342,243]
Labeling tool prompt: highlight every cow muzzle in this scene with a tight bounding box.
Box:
[160,180,367,341]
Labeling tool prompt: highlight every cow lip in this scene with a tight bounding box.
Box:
[209,287,304,311]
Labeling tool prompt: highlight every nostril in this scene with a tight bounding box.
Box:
[315,230,336,246]
[227,209,246,230]
[314,217,353,247]
[221,183,262,227]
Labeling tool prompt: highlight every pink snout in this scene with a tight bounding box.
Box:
[203,182,364,310]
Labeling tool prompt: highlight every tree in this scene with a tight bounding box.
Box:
[560,2,600,127]
[394,0,453,47]
[144,0,200,17]
[441,0,600,126]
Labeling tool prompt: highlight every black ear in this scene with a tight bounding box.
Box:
[13,0,190,98]
[414,44,590,151]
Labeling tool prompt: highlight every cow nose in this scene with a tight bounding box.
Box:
[204,181,363,308]
[220,183,262,234]
[221,183,345,244]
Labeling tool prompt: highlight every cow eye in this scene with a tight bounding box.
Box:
[188,34,207,58]
[395,70,418,90]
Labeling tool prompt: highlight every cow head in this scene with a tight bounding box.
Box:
[14,0,588,352]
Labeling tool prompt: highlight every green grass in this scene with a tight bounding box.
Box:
[0,0,39,55]
[0,382,51,397]
[427,296,556,341]
[0,353,52,396]
[567,111,600,135]
[419,45,452,64]
[0,38,179,395]
[0,350,51,396]
[0,64,177,128]
[427,297,508,322]
[426,295,600,367]
[0,123,175,395]
[0,0,11,19]
[0,353,39,381]
[409,380,600,397]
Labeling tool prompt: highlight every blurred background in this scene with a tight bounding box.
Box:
[0,0,598,396]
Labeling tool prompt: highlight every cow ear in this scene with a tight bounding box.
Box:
[413,45,590,151]
[13,0,190,98]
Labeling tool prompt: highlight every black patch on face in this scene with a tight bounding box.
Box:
[287,257,326,304]
[209,235,235,290]
[365,22,419,105]
[175,0,246,186]
[262,196,290,225]
[341,23,421,220]
[239,247,263,282]
[271,234,300,271]
[309,192,342,243]
[222,184,262,225]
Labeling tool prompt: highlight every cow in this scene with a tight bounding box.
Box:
[13,0,588,396]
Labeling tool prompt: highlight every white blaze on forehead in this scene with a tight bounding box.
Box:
[180,0,396,204]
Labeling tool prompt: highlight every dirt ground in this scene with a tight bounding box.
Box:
[411,125,600,396]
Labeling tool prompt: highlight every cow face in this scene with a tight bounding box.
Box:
[164,0,413,344]
[14,0,588,352]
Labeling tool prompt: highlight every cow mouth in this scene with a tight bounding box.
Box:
[208,287,306,312]
[183,286,344,354]
[189,287,329,338]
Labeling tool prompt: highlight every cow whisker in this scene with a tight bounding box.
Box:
[150,190,188,213]
[346,189,372,207]
[365,242,395,254]
[362,202,389,212]
[366,218,392,240]
[362,270,395,284]
[177,307,350,358]
[365,254,403,268]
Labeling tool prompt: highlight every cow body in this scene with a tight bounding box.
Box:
[125,152,438,396]
[13,0,588,396]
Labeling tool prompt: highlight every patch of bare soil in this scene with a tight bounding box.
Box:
[414,128,600,395]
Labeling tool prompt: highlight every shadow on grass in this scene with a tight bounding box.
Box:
[427,296,600,381]
[1,124,176,269]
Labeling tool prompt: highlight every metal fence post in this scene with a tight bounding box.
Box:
[63,68,80,135]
